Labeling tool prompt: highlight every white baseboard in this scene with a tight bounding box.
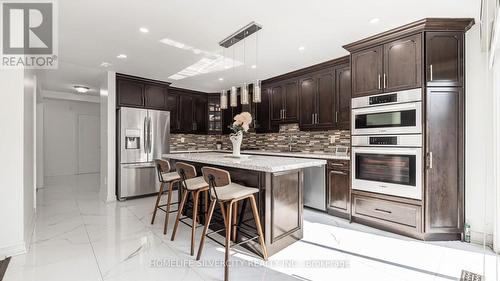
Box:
[0,242,27,260]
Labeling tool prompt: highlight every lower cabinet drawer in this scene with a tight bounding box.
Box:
[352,195,422,233]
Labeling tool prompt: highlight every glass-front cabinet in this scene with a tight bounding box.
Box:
[207,94,222,134]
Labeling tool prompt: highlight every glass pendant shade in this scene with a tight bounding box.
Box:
[230,86,237,107]
[220,90,228,109]
[253,80,262,103]
[241,83,249,104]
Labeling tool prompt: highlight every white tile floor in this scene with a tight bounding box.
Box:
[4,174,498,281]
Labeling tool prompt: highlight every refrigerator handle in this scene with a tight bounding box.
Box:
[144,116,148,153]
[148,116,153,154]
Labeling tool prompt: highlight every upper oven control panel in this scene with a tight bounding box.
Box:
[352,88,422,109]
[352,135,422,147]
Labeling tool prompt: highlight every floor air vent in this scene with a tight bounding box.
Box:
[461,270,482,281]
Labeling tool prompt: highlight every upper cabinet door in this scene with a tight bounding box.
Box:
[117,79,145,107]
[315,69,336,128]
[166,92,179,132]
[283,80,299,122]
[335,65,351,130]
[384,34,422,92]
[179,95,194,133]
[144,84,167,110]
[194,95,207,134]
[299,77,316,129]
[351,45,383,97]
[255,87,273,133]
[426,32,464,87]
[270,85,284,121]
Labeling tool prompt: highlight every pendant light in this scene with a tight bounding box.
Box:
[240,31,249,105]
[253,30,261,103]
[230,41,237,107]
[220,89,228,109]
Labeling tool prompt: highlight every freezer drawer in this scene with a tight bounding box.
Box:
[118,163,160,200]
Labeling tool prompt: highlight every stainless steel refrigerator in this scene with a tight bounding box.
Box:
[117,107,170,200]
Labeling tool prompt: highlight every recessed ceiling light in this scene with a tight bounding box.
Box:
[251,65,257,69]
[369,18,380,24]
[117,54,127,59]
[139,27,149,33]
[73,85,90,93]
[298,46,305,51]
[218,78,224,81]
[100,62,111,67]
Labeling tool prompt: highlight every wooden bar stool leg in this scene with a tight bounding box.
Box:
[224,201,233,281]
[249,196,268,260]
[196,199,216,261]
[220,202,227,226]
[232,202,238,242]
[191,190,201,256]
[151,182,165,225]
[163,181,175,235]
[171,189,189,241]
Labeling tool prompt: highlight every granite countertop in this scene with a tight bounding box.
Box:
[169,149,350,160]
[162,152,327,173]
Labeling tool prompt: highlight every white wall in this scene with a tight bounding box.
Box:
[0,68,36,258]
[100,71,116,202]
[42,96,100,177]
[465,25,495,245]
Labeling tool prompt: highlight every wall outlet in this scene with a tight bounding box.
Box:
[180,137,185,143]
[330,135,336,144]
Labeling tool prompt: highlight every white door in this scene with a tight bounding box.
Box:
[78,115,100,174]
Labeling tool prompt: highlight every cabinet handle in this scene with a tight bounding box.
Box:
[378,74,381,89]
[312,113,315,124]
[335,111,338,123]
[283,109,286,119]
[374,208,392,214]
[383,73,387,89]
[430,65,433,81]
[331,171,347,175]
[315,113,318,124]
[428,152,433,169]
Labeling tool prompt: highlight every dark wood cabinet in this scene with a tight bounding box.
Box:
[298,76,316,129]
[117,79,145,107]
[144,84,168,110]
[343,18,474,241]
[335,65,351,130]
[425,87,463,237]
[384,34,422,92]
[270,85,283,122]
[255,87,274,133]
[268,80,299,124]
[327,160,350,219]
[315,69,336,128]
[166,92,179,132]
[194,95,207,134]
[116,73,171,109]
[179,94,194,133]
[351,46,383,97]
[426,32,464,87]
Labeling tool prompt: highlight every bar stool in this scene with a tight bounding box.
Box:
[197,167,268,281]
[170,162,210,256]
[151,159,181,235]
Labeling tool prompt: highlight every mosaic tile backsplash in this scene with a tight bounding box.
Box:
[170,123,350,153]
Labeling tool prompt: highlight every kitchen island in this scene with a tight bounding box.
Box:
[162,152,326,256]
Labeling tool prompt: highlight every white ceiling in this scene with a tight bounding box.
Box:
[41,0,481,94]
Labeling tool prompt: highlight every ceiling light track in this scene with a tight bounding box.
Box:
[219,21,262,48]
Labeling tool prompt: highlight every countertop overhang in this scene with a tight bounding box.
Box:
[162,152,327,173]
[167,149,350,161]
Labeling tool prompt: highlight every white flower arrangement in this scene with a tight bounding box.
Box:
[229,112,252,134]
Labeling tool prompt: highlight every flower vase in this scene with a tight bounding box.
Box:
[229,131,243,157]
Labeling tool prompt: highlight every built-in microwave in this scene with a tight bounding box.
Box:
[351,89,422,135]
[351,135,422,200]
